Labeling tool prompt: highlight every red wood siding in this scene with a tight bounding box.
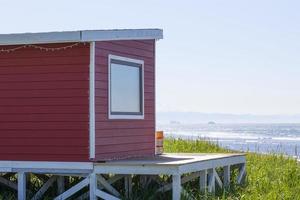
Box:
[0,43,90,162]
[95,40,155,160]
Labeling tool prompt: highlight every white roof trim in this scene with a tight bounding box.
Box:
[0,29,163,45]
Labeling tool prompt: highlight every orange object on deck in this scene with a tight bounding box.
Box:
[155,131,164,155]
[156,131,164,139]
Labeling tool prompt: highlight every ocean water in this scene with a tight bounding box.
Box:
[157,123,300,159]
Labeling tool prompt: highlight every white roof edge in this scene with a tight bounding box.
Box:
[82,29,163,42]
[0,29,163,45]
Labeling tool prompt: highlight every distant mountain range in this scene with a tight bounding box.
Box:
[157,112,300,124]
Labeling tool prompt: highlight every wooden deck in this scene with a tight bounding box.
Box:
[97,153,245,165]
[0,153,246,200]
[93,153,246,200]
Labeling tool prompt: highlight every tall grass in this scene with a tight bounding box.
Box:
[164,138,300,200]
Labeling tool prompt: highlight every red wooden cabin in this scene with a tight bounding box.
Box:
[0,29,163,162]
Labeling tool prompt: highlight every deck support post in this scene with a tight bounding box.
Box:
[172,174,181,200]
[18,172,26,200]
[207,169,215,194]
[199,169,207,193]
[57,176,65,195]
[223,165,230,188]
[214,169,223,189]
[125,175,132,198]
[237,163,246,184]
[89,173,97,200]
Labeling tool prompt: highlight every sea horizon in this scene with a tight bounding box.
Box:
[158,122,300,160]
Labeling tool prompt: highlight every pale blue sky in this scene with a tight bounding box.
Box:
[1,0,300,115]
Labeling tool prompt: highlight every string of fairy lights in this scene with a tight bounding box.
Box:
[0,42,87,53]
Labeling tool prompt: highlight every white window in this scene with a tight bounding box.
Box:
[108,55,144,119]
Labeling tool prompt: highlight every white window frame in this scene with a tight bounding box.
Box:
[108,54,145,120]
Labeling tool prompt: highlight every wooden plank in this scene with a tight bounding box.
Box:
[95,142,154,154]
[95,149,154,161]
[0,88,89,98]
[223,165,230,188]
[0,121,88,129]
[54,174,87,178]
[0,81,88,90]
[98,174,125,192]
[0,56,89,67]
[104,175,125,186]
[54,177,89,200]
[110,40,154,52]
[94,128,155,138]
[94,44,154,56]
[207,169,215,194]
[0,65,88,75]
[158,172,200,193]
[0,46,89,59]
[18,172,26,200]
[96,43,154,59]
[89,41,96,160]
[237,164,246,184]
[0,97,88,106]
[0,105,89,114]
[0,130,87,138]
[97,42,154,58]
[89,173,97,200]
[0,73,89,82]
[0,114,88,122]
[31,176,57,200]
[0,146,88,155]
[95,51,154,65]
[134,40,155,45]
[0,138,87,146]
[97,153,245,166]
[172,174,181,200]
[57,176,65,195]
[124,175,132,199]
[95,121,154,129]
[97,175,120,197]
[214,169,223,189]
[179,155,246,174]
[0,154,88,162]
[95,135,154,146]
[0,176,17,190]
[199,170,207,192]
[95,189,120,200]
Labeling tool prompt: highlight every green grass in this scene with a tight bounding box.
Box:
[164,138,300,200]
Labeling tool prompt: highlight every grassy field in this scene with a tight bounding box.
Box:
[164,138,300,200]
[0,138,299,199]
